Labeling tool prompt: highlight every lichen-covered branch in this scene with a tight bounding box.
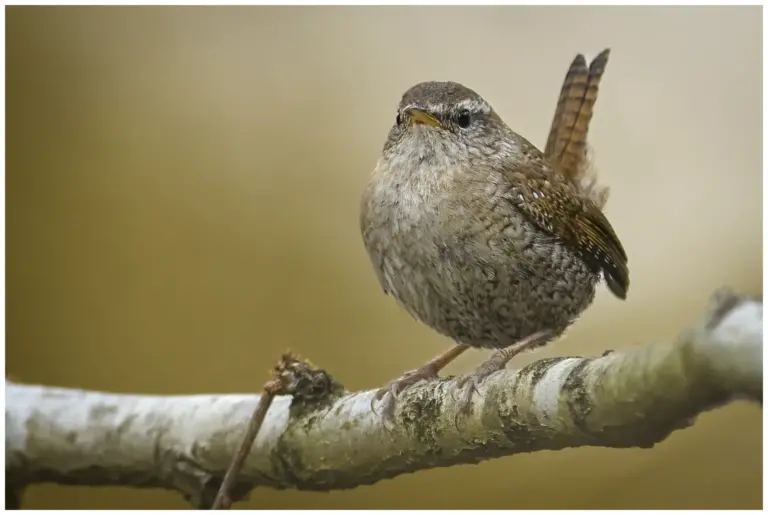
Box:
[5,289,762,507]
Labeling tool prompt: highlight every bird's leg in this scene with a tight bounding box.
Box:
[454,330,555,416]
[372,344,471,420]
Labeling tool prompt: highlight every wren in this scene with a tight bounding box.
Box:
[360,49,628,418]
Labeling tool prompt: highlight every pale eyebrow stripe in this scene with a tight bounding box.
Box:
[456,98,490,114]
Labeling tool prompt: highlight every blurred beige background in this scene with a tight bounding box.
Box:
[6,5,762,510]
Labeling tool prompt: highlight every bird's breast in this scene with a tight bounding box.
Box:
[361,161,599,347]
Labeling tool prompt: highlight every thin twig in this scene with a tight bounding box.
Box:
[208,352,344,509]
[210,378,280,510]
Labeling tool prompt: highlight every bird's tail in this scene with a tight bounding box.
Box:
[544,49,611,207]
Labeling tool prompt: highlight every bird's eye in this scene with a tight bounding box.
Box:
[457,110,471,128]
[396,112,402,126]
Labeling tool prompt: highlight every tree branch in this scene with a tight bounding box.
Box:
[5,288,762,507]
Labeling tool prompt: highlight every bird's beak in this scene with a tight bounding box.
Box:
[404,106,442,128]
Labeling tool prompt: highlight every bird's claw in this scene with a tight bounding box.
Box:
[452,361,505,427]
[370,366,440,422]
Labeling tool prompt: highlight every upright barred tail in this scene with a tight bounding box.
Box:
[544,49,611,182]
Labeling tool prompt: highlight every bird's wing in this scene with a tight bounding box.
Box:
[544,49,611,182]
[502,146,629,300]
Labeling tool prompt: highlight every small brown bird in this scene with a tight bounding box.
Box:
[360,49,628,418]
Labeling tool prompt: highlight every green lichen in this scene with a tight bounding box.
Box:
[271,426,305,488]
[398,383,447,449]
[561,359,593,434]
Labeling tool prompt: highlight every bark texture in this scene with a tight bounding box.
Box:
[5,289,762,507]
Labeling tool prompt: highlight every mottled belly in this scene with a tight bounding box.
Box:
[383,239,600,350]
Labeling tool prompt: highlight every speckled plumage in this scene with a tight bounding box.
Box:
[361,60,628,416]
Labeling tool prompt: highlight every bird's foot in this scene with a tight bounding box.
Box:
[371,345,471,422]
[453,359,506,418]
[453,330,555,420]
[371,363,441,421]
